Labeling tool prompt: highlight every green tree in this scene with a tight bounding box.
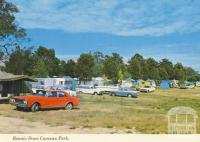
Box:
[5,46,33,75]
[93,51,104,63]
[93,63,103,77]
[92,51,104,77]
[159,59,174,79]
[0,0,26,60]
[146,58,160,80]
[64,59,77,78]
[103,53,124,84]
[76,53,95,81]
[173,63,186,81]
[184,67,199,81]
[123,65,132,79]
[159,67,169,80]
[58,60,67,76]
[34,46,60,76]
[118,68,123,85]
[32,60,48,77]
[128,53,145,80]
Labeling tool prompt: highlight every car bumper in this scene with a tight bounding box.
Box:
[180,87,187,89]
[140,89,148,92]
[131,94,138,97]
[9,101,28,108]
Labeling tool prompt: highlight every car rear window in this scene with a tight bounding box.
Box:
[36,91,46,96]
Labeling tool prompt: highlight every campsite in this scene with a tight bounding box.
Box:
[1,0,200,137]
[1,87,200,134]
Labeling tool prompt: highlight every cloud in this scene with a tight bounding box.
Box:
[10,0,200,36]
[133,43,200,71]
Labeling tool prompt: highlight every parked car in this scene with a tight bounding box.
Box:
[109,87,139,98]
[49,86,77,97]
[95,85,119,94]
[195,81,200,87]
[9,90,80,112]
[180,83,195,89]
[140,86,155,92]
[32,85,45,94]
[76,85,102,95]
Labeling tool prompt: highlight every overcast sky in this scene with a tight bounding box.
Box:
[10,0,200,71]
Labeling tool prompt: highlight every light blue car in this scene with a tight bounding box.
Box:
[109,87,139,98]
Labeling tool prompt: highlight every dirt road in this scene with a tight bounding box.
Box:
[0,116,137,134]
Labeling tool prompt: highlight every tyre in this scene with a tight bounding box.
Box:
[65,103,73,110]
[93,92,98,95]
[31,103,40,112]
[111,93,116,96]
[99,92,103,95]
[127,94,132,98]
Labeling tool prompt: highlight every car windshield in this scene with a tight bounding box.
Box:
[34,91,46,96]
[144,86,150,88]
[186,83,193,86]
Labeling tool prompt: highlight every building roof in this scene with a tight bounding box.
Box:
[0,71,37,82]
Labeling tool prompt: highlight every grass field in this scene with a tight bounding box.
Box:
[0,88,200,134]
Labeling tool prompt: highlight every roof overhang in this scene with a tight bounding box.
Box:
[0,71,37,82]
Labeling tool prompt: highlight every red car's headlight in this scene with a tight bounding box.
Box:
[9,99,15,103]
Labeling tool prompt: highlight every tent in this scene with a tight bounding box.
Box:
[146,79,156,87]
[160,80,171,89]
[133,79,144,87]
[122,78,134,87]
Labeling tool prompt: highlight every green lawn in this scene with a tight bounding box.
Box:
[0,88,200,133]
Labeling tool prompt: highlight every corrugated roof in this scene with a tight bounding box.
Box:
[0,71,37,82]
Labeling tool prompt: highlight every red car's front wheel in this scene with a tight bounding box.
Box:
[31,103,40,112]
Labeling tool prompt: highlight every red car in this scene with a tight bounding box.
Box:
[9,90,80,112]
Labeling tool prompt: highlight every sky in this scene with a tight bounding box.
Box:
[10,0,200,71]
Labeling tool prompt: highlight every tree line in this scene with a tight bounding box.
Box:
[1,0,200,84]
[3,47,200,84]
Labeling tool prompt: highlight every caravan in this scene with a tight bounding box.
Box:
[31,76,77,95]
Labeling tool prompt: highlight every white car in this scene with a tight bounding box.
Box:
[95,85,119,94]
[32,85,46,94]
[180,83,195,89]
[76,85,102,95]
[140,86,155,92]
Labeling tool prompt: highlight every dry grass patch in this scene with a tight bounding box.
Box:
[1,87,200,133]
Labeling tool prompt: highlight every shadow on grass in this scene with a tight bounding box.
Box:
[13,107,80,112]
[0,99,9,104]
